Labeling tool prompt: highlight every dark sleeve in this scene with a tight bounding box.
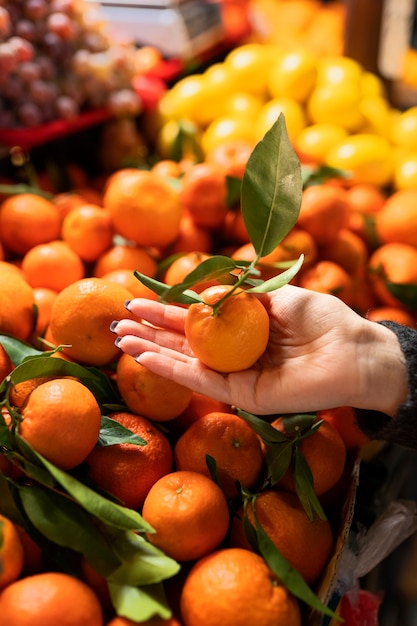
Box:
[354,320,417,449]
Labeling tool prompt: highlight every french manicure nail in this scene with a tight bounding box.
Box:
[114,336,122,347]
[124,299,132,311]
[110,320,119,333]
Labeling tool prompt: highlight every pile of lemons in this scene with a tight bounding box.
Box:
[151,43,417,191]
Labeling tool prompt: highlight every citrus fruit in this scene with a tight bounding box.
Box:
[180,547,301,626]
[103,169,182,248]
[366,306,416,327]
[0,571,103,626]
[179,162,229,231]
[267,49,318,103]
[19,378,102,470]
[21,240,85,292]
[393,151,417,190]
[116,353,193,422]
[223,43,279,97]
[230,489,333,585]
[174,411,264,499]
[49,277,135,366]
[315,55,363,87]
[270,415,347,495]
[142,470,229,561]
[0,344,13,381]
[253,97,306,144]
[368,242,417,308]
[299,260,354,306]
[319,228,368,277]
[101,269,159,301]
[201,115,256,155]
[375,189,417,247]
[86,411,173,510]
[93,244,157,279]
[390,105,417,149]
[0,193,61,256]
[294,122,348,165]
[0,271,35,342]
[169,391,234,436]
[297,183,350,246]
[318,406,370,450]
[61,204,114,263]
[184,284,270,373]
[0,514,24,591]
[32,287,59,338]
[307,83,364,132]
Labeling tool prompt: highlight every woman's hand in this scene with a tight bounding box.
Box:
[112,284,408,417]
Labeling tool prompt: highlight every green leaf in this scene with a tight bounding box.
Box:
[18,484,121,575]
[0,335,42,366]
[34,453,152,533]
[281,413,317,434]
[98,416,147,447]
[226,175,242,206]
[133,271,201,305]
[0,473,27,527]
[254,512,338,619]
[108,581,172,623]
[161,256,238,302]
[293,449,327,521]
[302,165,348,187]
[386,282,417,311]
[241,114,302,258]
[265,442,293,486]
[237,409,288,444]
[246,255,304,293]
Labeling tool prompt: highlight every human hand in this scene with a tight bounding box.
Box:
[112,284,408,418]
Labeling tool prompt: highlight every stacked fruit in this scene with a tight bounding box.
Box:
[148,43,417,192]
[0,0,143,128]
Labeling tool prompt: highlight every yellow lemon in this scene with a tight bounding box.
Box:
[390,106,417,149]
[224,43,281,97]
[315,55,364,87]
[325,134,394,187]
[360,71,387,98]
[193,63,237,126]
[294,122,348,164]
[267,48,318,103]
[201,115,256,155]
[159,74,207,122]
[359,95,392,137]
[222,92,265,121]
[393,152,417,190]
[307,83,364,131]
[253,97,306,144]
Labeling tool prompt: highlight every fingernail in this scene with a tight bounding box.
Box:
[124,299,132,311]
[114,337,122,347]
[110,320,119,333]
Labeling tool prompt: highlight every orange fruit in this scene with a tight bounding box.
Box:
[366,305,416,327]
[270,416,347,495]
[174,411,264,499]
[230,489,333,585]
[168,391,234,436]
[61,204,114,263]
[116,353,193,422]
[184,284,270,373]
[32,287,59,338]
[169,214,213,255]
[19,378,102,470]
[9,375,59,409]
[93,244,158,279]
[297,184,350,246]
[151,159,184,180]
[106,617,181,626]
[223,209,250,246]
[0,344,13,381]
[368,242,417,308]
[318,406,370,450]
[142,470,230,561]
[101,269,159,301]
[0,514,24,590]
[52,190,101,221]
[319,228,368,277]
[374,189,417,247]
[180,547,301,626]
[21,240,85,292]
[103,168,182,248]
[179,163,229,231]
[0,271,35,342]
[0,571,103,626]
[345,183,386,215]
[0,193,61,256]
[205,139,253,178]
[298,260,354,306]
[49,277,135,366]
[86,411,173,510]
[163,251,218,293]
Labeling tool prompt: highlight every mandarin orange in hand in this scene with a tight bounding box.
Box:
[103,168,182,248]
[142,470,230,561]
[184,284,269,373]
[174,411,264,499]
[86,411,173,510]
[180,547,301,626]
[0,571,103,626]
[19,378,102,470]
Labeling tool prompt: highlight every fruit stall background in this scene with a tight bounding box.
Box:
[2,1,417,625]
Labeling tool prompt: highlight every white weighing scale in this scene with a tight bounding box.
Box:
[93,0,226,59]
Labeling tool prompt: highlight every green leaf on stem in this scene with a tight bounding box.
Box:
[293,449,327,521]
[98,416,147,447]
[108,580,172,623]
[241,114,302,258]
[246,254,304,293]
[133,271,201,304]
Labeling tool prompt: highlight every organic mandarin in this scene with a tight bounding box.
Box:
[299,260,354,306]
[21,240,85,292]
[0,193,61,256]
[297,183,350,246]
[179,162,229,231]
[174,411,264,499]
[0,344,13,381]
[366,306,416,327]
[103,168,182,248]
[86,411,173,510]
[270,415,347,495]
[19,378,102,470]
[163,251,218,293]
[0,514,24,591]
[32,287,59,338]
[230,489,333,585]
[374,189,417,247]
[101,269,159,301]
[368,242,417,308]
[61,204,114,263]
[169,214,213,255]
[180,547,301,626]
[318,406,370,450]
[142,470,230,561]
[116,353,193,422]
[319,228,368,277]
[168,391,234,436]
[49,277,136,366]
[184,284,270,373]
[93,244,158,279]
[0,272,35,342]
[9,375,59,409]
[0,571,103,626]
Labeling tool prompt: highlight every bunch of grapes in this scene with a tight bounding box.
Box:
[0,0,143,128]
